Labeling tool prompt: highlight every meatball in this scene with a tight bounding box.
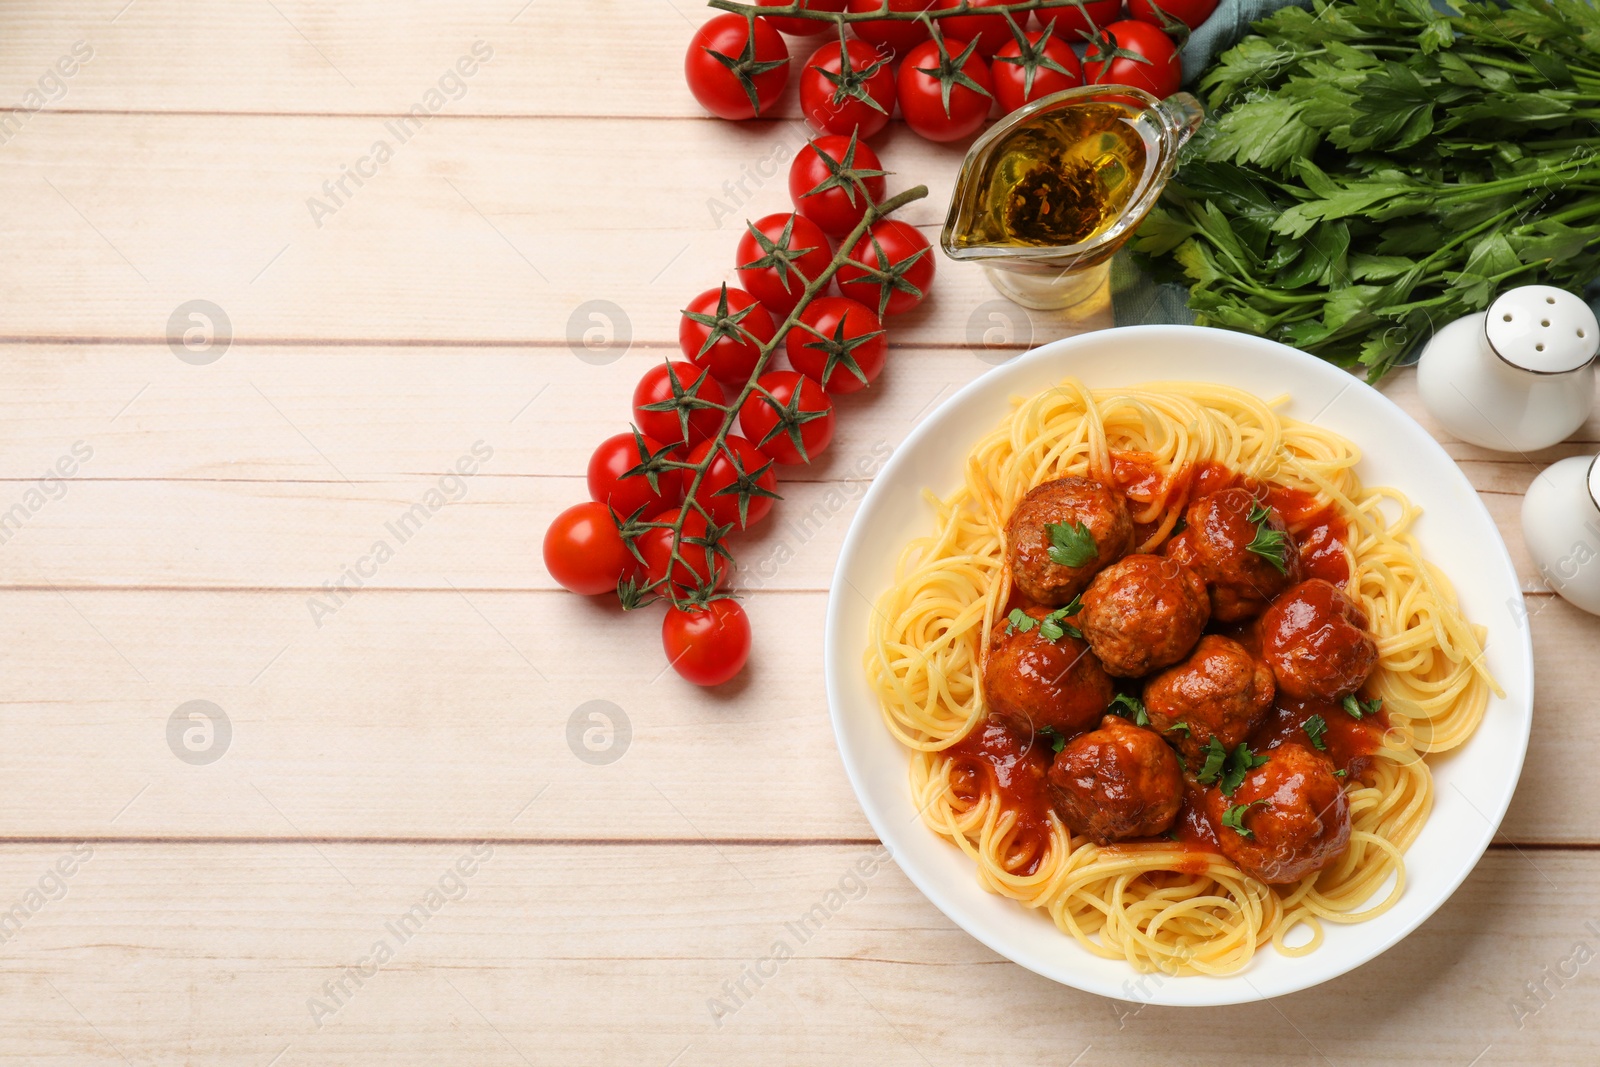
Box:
[1143,635,1275,765]
[1005,476,1134,606]
[1049,715,1183,845]
[984,605,1113,737]
[1078,555,1210,677]
[1258,579,1378,701]
[1205,743,1351,884]
[1165,488,1301,623]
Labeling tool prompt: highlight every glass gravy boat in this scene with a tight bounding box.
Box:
[942,85,1204,310]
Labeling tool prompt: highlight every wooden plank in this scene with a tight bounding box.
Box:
[0,111,1085,343]
[0,842,1590,1063]
[0,586,1589,843]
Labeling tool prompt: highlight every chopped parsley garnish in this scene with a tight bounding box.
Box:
[1039,726,1067,754]
[1196,737,1229,784]
[1334,769,1348,778]
[1006,604,1080,642]
[1108,692,1149,727]
[1244,497,1290,575]
[1045,520,1098,568]
[1004,608,1035,635]
[1302,714,1328,751]
[1166,721,1191,738]
[1222,800,1268,838]
[1219,742,1270,796]
[1342,694,1382,720]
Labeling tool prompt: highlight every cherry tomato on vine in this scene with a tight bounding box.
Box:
[1034,0,1122,40]
[845,0,942,55]
[1084,20,1182,100]
[941,0,1016,57]
[1129,0,1219,32]
[785,296,886,394]
[738,371,836,464]
[543,501,636,596]
[736,212,835,316]
[684,14,791,121]
[662,599,751,687]
[587,431,684,520]
[686,435,780,530]
[753,0,849,36]
[788,134,888,238]
[639,507,728,594]
[992,27,1083,112]
[633,361,728,450]
[836,220,935,316]
[798,38,897,140]
[897,34,995,143]
[679,285,776,385]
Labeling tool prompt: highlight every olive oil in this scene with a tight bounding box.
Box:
[949,101,1150,250]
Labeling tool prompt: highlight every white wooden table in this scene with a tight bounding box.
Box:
[0,2,1595,1063]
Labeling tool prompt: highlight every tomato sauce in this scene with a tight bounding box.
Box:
[1263,484,1351,585]
[947,718,1056,874]
[1250,696,1388,781]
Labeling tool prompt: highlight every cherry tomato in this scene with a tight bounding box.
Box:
[738,371,837,464]
[633,361,728,450]
[1128,0,1219,31]
[587,431,684,520]
[679,285,776,385]
[788,135,888,238]
[836,220,935,316]
[662,599,752,687]
[799,38,897,139]
[684,14,791,121]
[754,0,848,36]
[1035,0,1122,41]
[941,0,1017,57]
[639,507,727,594]
[687,435,780,530]
[846,0,943,55]
[736,212,835,316]
[991,27,1083,112]
[785,296,886,394]
[1084,20,1182,99]
[897,35,995,143]
[544,501,635,596]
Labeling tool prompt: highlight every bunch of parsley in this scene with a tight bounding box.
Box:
[1129,0,1600,380]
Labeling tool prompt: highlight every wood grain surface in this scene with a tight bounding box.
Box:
[0,2,1595,1063]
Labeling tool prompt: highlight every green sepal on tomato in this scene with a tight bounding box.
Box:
[991,19,1082,113]
[662,598,751,687]
[789,132,888,238]
[586,430,684,520]
[939,0,1016,58]
[544,501,637,596]
[845,0,938,54]
[785,296,886,394]
[684,13,790,120]
[636,507,730,595]
[752,0,848,36]
[686,435,781,530]
[1128,0,1218,33]
[738,370,836,464]
[836,219,934,317]
[1084,20,1182,100]
[679,285,776,385]
[1034,0,1122,39]
[736,212,835,316]
[799,36,897,139]
[896,30,994,143]
[633,360,728,450]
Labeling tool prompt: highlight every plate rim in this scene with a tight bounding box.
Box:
[823,323,1535,1006]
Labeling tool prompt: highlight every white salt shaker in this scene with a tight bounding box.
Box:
[1416,285,1597,452]
[1521,453,1600,615]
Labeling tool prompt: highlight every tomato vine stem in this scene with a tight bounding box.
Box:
[622,183,931,610]
[706,0,1095,24]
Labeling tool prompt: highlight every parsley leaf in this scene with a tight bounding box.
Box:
[1244,497,1290,575]
[1166,721,1191,737]
[1038,605,1082,642]
[1035,725,1068,755]
[1004,608,1036,635]
[1302,714,1328,751]
[1219,742,1270,795]
[1108,693,1149,727]
[1334,768,1348,778]
[1342,694,1383,720]
[1222,799,1268,838]
[1045,521,1098,569]
[1196,737,1228,784]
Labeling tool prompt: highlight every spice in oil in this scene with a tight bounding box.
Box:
[952,101,1149,250]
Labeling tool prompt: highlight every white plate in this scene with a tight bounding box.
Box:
[824,324,1533,1006]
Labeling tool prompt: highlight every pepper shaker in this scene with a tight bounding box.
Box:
[1521,453,1600,615]
[1416,285,1597,452]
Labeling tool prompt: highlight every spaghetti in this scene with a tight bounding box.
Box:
[865,380,1499,975]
